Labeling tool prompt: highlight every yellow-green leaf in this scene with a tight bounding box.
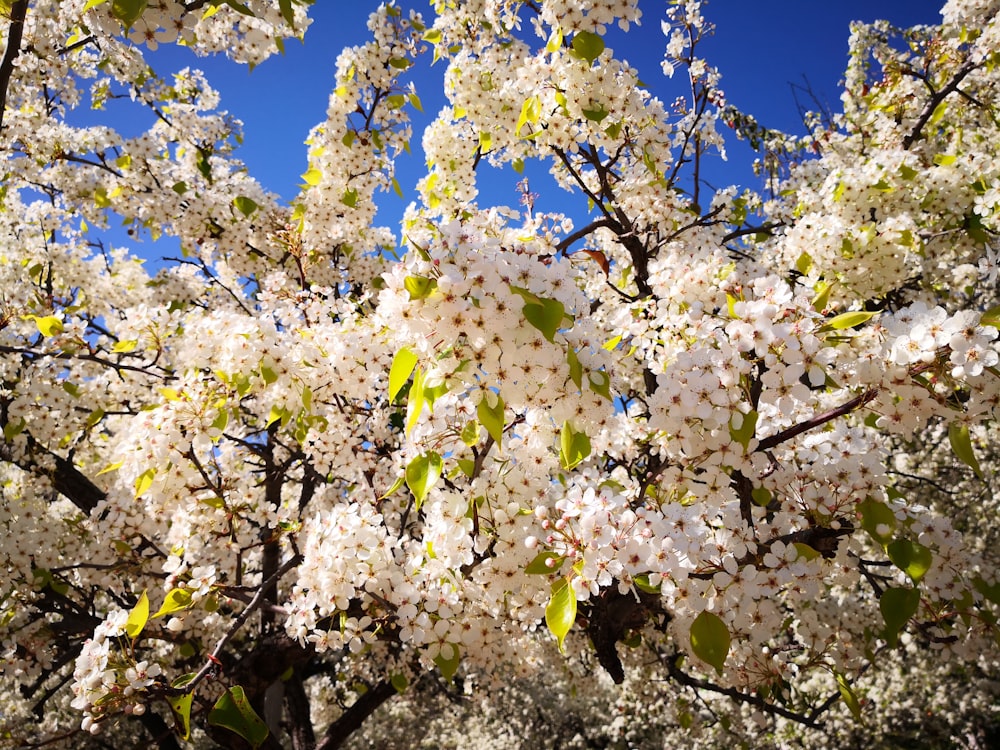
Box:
[836,671,863,721]
[301,167,322,186]
[405,452,442,511]
[32,315,64,337]
[545,578,577,652]
[208,686,269,749]
[125,590,149,640]
[887,538,933,584]
[432,642,460,681]
[112,339,138,353]
[389,347,418,402]
[821,311,876,330]
[949,421,983,478]
[690,611,730,675]
[477,391,505,446]
[134,468,156,498]
[152,588,194,618]
[559,421,591,471]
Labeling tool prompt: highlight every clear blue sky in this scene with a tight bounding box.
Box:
[98,1,943,249]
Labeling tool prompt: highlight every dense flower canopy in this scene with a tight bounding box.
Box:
[1,0,1000,748]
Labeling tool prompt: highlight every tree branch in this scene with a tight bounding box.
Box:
[314,680,397,750]
[0,0,29,132]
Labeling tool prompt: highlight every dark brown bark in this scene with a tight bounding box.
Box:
[314,680,397,750]
[0,0,28,132]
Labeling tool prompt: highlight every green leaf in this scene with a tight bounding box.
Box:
[522,297,566,343]
[567,348,583,388]
[233,196,258,217]
[301,167,322,186]
[389,347,418,402]
[525,551,565,575]
[134,468,156,498]
[571,30,605,63]
[949,421,983,479]
[633,573,661,595]
[933,153,957,166]
[887,538,933,584]
[981,304,1000,328]
[820,311,876,330]
[459,419,480,446]
[811,281,834,312]
[433,642,460,681]
[581,104,609,123]
[208,686,269,749]
[477,391,505,447]
[112,338,138,353]
[111,0,147,29]
[880,586,920,648]
[278,0,295,27]
[153,588,194,618]
[545,26,563,53]
[545,578,577,652]
[405,452,442,511]
[405,367,426,435]
[588,370,612,400]
[32,315,64,337]
[835,671,863,721]
[516,95,541,138]
[559,421,591,471]
[404,275,437,300]
[390,673,409,693]
[729,410,758,450]
[167,690,193,741]
[858,497,896,545]
[125,590,149,640]
[690,611,730,675]
[793,542,821,561]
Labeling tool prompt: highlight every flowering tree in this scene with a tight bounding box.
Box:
[2,0,1000,748]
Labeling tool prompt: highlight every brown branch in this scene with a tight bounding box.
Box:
[0,429,107,514]
[314,680,397,750]
[0,0,29,132]
[555,218,617,254]
[755,388,879,453]
[663,651,825,728]
[901,59,978,149]
[167,553,304,697]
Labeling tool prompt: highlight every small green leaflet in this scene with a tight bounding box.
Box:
[167,688,194,741]
[153,588,194,618]
[887,538,933,584]
[980,304,1000,328]
[525,551,565,575]
[111,0,147,29]
[301,166,322,186]
[405,451,442,511]
[571,30,605,63]
[516,95,541,138]
[948,421,983,479]
[729,410,758,450]
[134,468,156,498]
[880,586,920,647]
[233,196,258,217]
[545,578,577,652]
[477,391,505,446]
[835,671,863,721]
[433,642,460,681]
[858,496,896,545]
[559,421,591,471]
[208,686,269,750]
[32,315,64,337]
[404,275,437,300]
[690,611,730,675]
[820,310,876,331]
[389,347,418,402]
[125,590,149,640]
[405,367,426,435]
[581,104,609,122]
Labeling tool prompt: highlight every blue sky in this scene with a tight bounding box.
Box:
[97,1,943,251]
